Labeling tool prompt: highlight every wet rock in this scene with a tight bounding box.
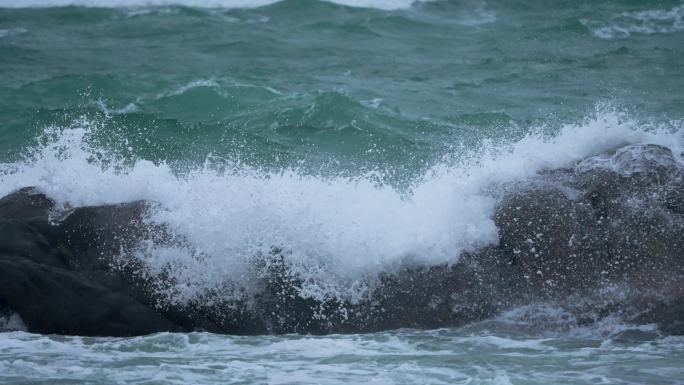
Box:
[0,189,181,336]
[664,181,684,214]
[0,187,54,222]
[0,253,178,335]
[494,187,609,296]
[574,144,680,190]
[358,249,506,332]
[632,295,684,335]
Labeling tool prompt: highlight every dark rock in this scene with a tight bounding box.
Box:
[0,189,182,336]
[494,187,609,296]
[0,187,54,221]
[0,253,178,335]
[57,201,152,269]
[0,298,11,319]
[632,295,684,335]
[665,181,684,214]
[574,144,680,190]
[359,250,506,332]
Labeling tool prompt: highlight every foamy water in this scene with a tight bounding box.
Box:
[1,319,683,385]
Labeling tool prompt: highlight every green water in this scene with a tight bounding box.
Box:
[1,0,683,180]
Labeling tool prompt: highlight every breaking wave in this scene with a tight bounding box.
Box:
[583,3,684,39]
[1,105,682,304]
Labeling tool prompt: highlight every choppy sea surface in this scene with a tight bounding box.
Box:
[3,310,684,384]
[1,0,684,383]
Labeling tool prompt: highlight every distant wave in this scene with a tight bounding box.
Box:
[0,0,433,10]
[0,28,27,38]
[583,3,684,39]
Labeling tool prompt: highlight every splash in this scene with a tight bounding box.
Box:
[1,105,682,304]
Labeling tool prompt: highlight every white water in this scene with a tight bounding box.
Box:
[0,0,434,10]
[1,320,683,385]
[0,312,26,332]
[1,107,682,304]
[584,3,684,39]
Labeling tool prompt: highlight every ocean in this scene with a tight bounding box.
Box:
[0,0,683,383]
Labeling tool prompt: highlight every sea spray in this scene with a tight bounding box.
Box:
[1,105,682,306]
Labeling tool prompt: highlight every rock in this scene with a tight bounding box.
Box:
[574,144,680,190]
[0,253,178,335]
[0,189,182,336]
[494,186,609,296]
[0,298,11,322]
[664,180,684,214]
[632,295,684,335]
[358,249,507,332]
[0,187,54,221]
[57,201,152,270]
[487,143,684,332]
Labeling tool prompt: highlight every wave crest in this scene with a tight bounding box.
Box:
[1,105,682,305]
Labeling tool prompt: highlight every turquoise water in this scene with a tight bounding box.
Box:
[1,0,683,178]
[1,0,684,383]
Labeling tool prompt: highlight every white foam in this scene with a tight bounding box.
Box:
[0,312,27,332]
[158,79,220,98]
[1,106,682,304]
[584,4,684,39]
[456,3,495,27]
[320,0,430,11]
[0,28,27,38]
[1,329,682,384]
[0,0,433,10]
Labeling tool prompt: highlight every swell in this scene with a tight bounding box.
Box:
[0,80,458,182]
[0,0,432,10]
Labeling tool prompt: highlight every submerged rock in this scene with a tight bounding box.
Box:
[0,143,682,336]
[0,298,26,332]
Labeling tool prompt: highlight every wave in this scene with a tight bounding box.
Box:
[2,326,682,384]
[1,105,682,305]
[0,0,433,10]
[582,3,684,39]
[0,28,27,38]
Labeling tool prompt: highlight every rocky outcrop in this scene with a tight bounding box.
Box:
[0,189,179,335]
[0,144,682,336]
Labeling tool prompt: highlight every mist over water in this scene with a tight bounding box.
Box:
[1,0,683,383]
